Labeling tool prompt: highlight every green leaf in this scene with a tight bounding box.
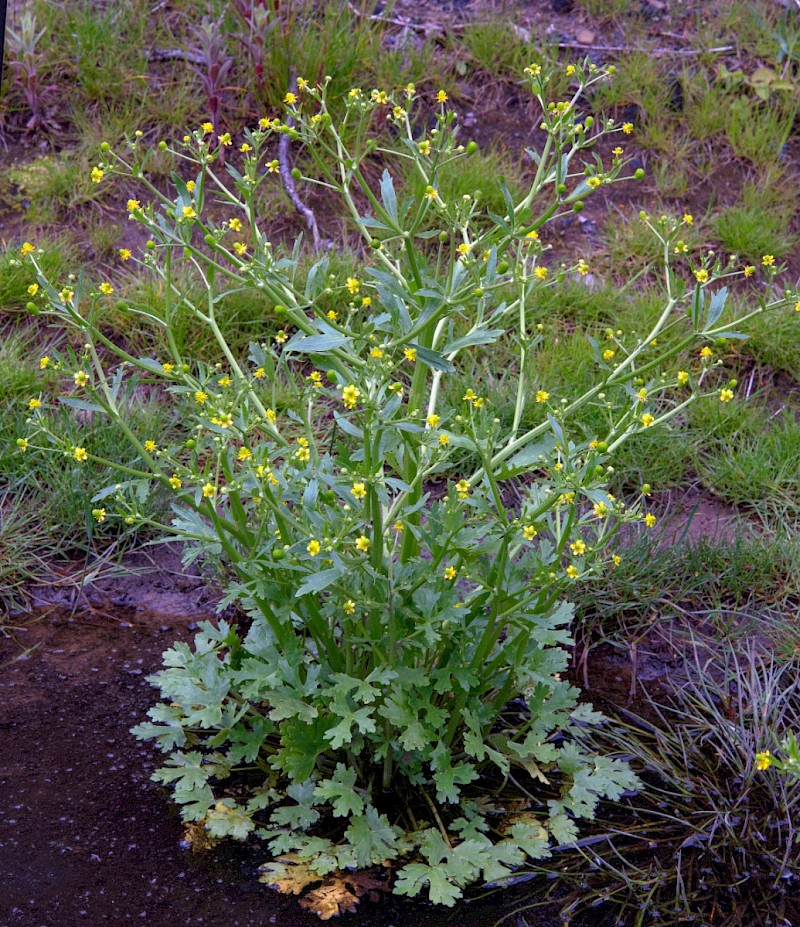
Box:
[295,562,346,598]
[343,806,401,866]
[313,763,365,817]
[705,286,728,330]
[284,331,350,353]
[324,706,377,749]
[442,327,506,354]
[414,345,455,373]
[380,169,399,225]
[394,863,462,906]
[548,813,579,846]
[430,742,479,804]
[205,800,256,840]
[58,397,105,414]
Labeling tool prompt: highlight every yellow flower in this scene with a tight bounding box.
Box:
[644,513,657,527]
[587,176,601,189]
[194,390,208,404]
[308,371,322,388]
[355,535,370,552]
[20,242,35,255]
[127,199,141,213]
[593,501,608,518]
[284,92,297,105]
[456,242,471,255]
[455,479,470,499]
[266,408,276,422]
[392,521,404,532]
[217,133,232,147]
[404,347,417,362]
[346,277,360,294]
[186,181,195,192]
[719,388,734,403]
[424,186,438,201]
[534,266,549,280]
[439,434,450,447]
[700,346,713,358]
[267,159,280,173]
[641,413,655,427]
[743,265,755,277]
[341,384,361,409]
[74,370,89,387]
[218,376,231,387]
[695,269,709,283]
[426,413,440,428]
[418,140,431,155]
[436,90,448,103]
[570,539,586,555]
[119,248,132,261]
[462,388,478,403]
[677,370,689,385]
[229,218,242,232]
[636,388,647,401]
[755,750,772,771]
[444,566,457,581]
[240,142,252,153]
[612,146,623,157]
[233,242,248,256]
[682,213,693,225]
[60,289,74,303]
[369,347,384,359]
[577,259,590,276]
[762,254,775,267]
[99,282,113,295]
[17,438,28,451]
[90,167,104,183]
[526,229,539,240]
[202,483,216,498]
[169,474,182,489]
[144,440,157,452]
[92,508,106,522]
[795,301,800,312]
[73,446,88,462]
[254,367,265,379]
[28,398,42,410]
[343,599,355,615]
[535,390,550,403]
[612,554,621,566]
[566,564,579,579]
[237,447,252,461]
[27,283,39,296]
[182,205,196,219]
[201,122,214,134]
[351,482,367,500]
[602,349,616,361]
[674,241,688,254]
[39,356,51,369]
[622,122,633,134]
[523,524,538,540]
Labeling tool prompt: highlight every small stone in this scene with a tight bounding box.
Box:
[576,29,595,45]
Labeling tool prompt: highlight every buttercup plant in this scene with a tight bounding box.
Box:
[17,61,798,910]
